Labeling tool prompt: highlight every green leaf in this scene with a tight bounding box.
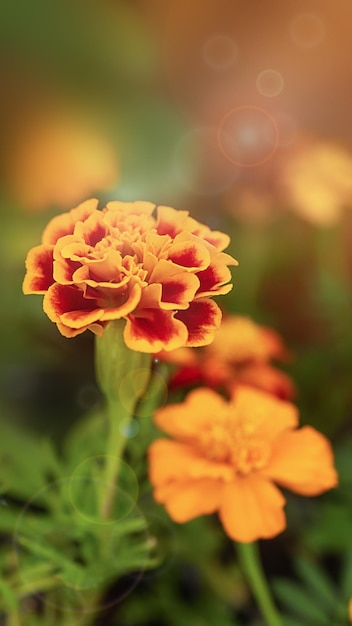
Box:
[0,579,18,612]
[0,421,61,504]
[273,579,328,624]
[294,558,338,612]
[341,551,352,600]
[305,503,352,551]
[282,618,309,626]
[63,409,105,470]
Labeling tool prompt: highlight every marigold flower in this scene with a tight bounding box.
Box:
[148,386,338,543]
[158,315,294,399]
[23,199,237,352]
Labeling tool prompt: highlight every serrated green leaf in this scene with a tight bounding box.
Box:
[16,535,76,571]
[0,421,62,504]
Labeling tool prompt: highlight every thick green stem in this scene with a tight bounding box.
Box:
[236,541,282,626]
[95,320,151,520]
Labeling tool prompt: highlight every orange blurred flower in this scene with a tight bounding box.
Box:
[23,199,237,352]
[279,135,352,226]
[148,386,338,543]
[158,315,294,399]
[5,103,118,211]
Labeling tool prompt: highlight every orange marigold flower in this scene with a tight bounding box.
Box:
[23,199,237,352]
[148,386,338,543]
[158,315,295,400]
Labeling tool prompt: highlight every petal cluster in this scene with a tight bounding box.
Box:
[158,315,294,399]
[148,386,338,543]
[23,199,237,352]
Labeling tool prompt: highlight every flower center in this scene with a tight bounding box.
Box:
[196,418,271,475]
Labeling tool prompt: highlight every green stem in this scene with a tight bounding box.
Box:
[236,541,282,626]
[99,398,131,519]
[95,320,151,520]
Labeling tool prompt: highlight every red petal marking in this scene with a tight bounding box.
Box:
[42,199,99,245]
[23,245,54,293]
[167,240,210,270]
[192,228,230,251]
[176,299,222,347]
[156,205,190,238]
[53,256,81,284]
[43,283,102,328]
[124,309,188,352]
[161,275,199,309]
[74,211,108,246]
[149,259,200,309]
[196,261,232,296]
[169,366,204,389]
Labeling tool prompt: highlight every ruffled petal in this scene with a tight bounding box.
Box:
[99,282,142,320]
[55,321,94,338]
[232,386,299,440]
[264,426,338,495]
[232,363,295,400]
[43,283,103,328]
[219,475,286,542]
[149,259,200,309]
[176,298,222,346]
[167,233,211,270]
[156,205,191,238]
[195,252,236,298]
[105,200,155,217]
[124,308,188,352]
[23,245,54,293]
[183,215,232,251]
[154,478,223,523]
[148,439,234,485]
[42,198,99,244]
[73,211,108,246]
[153,387,229,439]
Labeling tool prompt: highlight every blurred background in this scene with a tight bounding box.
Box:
[1,0,352,622]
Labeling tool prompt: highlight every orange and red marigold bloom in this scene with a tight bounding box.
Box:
[23,199,237,352]
[157,315,295,400]
[148,386,338,543]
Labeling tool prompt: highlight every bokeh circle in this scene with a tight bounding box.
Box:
[256,69,284,98]
[290,13,325,48]
[203,34,238,71]
[217,105,280,168]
